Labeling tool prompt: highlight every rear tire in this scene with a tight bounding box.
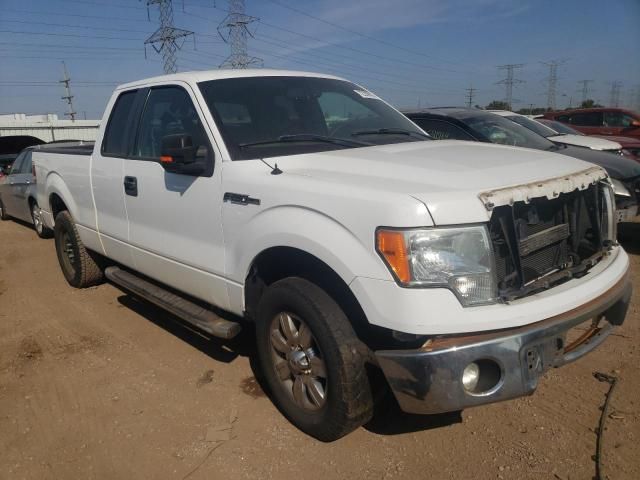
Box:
[256,277,374,442]
[31,202,53,239]
[54,210,103,288]
[0,197,9,220]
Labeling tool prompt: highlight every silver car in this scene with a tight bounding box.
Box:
[0,147,52,238]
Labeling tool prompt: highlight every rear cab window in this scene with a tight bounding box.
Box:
[412,118,475,140]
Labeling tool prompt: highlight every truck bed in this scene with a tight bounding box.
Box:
[32,145,97,241]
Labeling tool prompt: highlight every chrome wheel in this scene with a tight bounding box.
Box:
[269,312,328,411]
[32,204,43,234]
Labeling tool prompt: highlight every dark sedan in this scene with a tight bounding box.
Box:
[403,108,640,223]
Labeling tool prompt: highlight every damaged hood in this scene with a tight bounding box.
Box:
[271,140,607,225]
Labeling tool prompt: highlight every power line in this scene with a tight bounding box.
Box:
[262,0,470,69]
[60,61,77,122]
[204,2,459,76]
[145,0,194,74]
[577,79,594,103]
[0,29,146,41]
[496,63,524,110]
[252,34,460,93]
[609,81,622,108]
[541,59,566,110]
[217,0,261,69]
[3,7,145,22]
[465,85,476,108]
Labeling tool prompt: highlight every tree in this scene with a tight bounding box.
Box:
[486,100,510,110]
[580,99,603,108]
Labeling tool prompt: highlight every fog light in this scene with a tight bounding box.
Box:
[462,362,480,392]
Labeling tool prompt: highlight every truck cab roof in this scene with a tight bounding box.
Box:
[116,69,345,90]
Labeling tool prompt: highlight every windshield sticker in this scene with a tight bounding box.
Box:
[353,89,380,100]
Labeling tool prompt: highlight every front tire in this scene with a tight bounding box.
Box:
[54,210,103,288]
[256,277,374,441]
[31,202,53,238]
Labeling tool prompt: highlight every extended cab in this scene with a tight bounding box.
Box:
[33,70,632,441]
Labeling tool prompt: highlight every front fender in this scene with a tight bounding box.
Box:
[226,205,391,288]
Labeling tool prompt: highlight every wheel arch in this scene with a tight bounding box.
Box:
[244,246,373,342]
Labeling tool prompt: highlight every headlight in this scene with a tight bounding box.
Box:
[611,178,631,198]
[376,226,497,306]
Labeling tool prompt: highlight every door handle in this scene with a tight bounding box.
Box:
[124,176,138,197]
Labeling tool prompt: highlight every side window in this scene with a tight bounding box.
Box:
[412,118,475,140]
[19,151,33,174]
[555,114,569,122]
[135,86,210,162]
[568,112,603,126]
[603,111,634,127]
[102,90,137,156]
[9,151,26,175]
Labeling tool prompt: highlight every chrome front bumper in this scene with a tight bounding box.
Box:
[375,272,632,415]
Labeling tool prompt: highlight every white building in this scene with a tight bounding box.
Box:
[0,113,100,142]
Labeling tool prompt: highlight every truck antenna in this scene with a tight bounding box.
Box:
[259,158,283,175]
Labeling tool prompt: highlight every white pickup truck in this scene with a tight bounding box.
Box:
[33,70,631,441]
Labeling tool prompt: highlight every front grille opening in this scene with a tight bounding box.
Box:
[489,183,611,301]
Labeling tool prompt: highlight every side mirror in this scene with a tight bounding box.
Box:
[160,134,208,176]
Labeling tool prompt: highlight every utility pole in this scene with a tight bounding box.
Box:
[145,0,194,74]
[465,85,476,108]
[217,0,262,69]
[609,81,622,108]
[541,59,566,111]
[577,79,593,104]
[496,64,524,110]
[59,61,76,122]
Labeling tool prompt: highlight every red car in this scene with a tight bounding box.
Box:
[543,108,640,140]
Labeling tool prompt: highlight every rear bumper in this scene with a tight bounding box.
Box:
[375,270,632,415]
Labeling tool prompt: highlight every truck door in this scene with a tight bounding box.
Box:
[122,84,229,309]
[91,89,140,266]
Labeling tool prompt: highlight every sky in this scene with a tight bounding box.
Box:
[0,0,639,119]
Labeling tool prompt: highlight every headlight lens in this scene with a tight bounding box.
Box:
[611,178,631,198]
[376,226,497,306]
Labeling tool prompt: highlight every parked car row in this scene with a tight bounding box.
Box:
[0,141,90,238]
[1,70,635,441]
[402,107,640,224]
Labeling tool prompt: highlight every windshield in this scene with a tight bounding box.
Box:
[537,119,583,135]
[505,115,558,138]
[464,114,557,150]
[198,76,428,160]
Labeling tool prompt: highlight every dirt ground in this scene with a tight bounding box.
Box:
[0,218,638,480]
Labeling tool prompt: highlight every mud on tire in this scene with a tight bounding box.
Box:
[256,277,374,442]
[54,210,103,288]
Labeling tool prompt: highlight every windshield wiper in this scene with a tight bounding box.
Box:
[351,128,430,139]
[239,134,370,149]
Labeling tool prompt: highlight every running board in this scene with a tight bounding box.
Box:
[105,266,241,340]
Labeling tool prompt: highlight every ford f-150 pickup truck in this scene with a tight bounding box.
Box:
[33,70,632,442]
